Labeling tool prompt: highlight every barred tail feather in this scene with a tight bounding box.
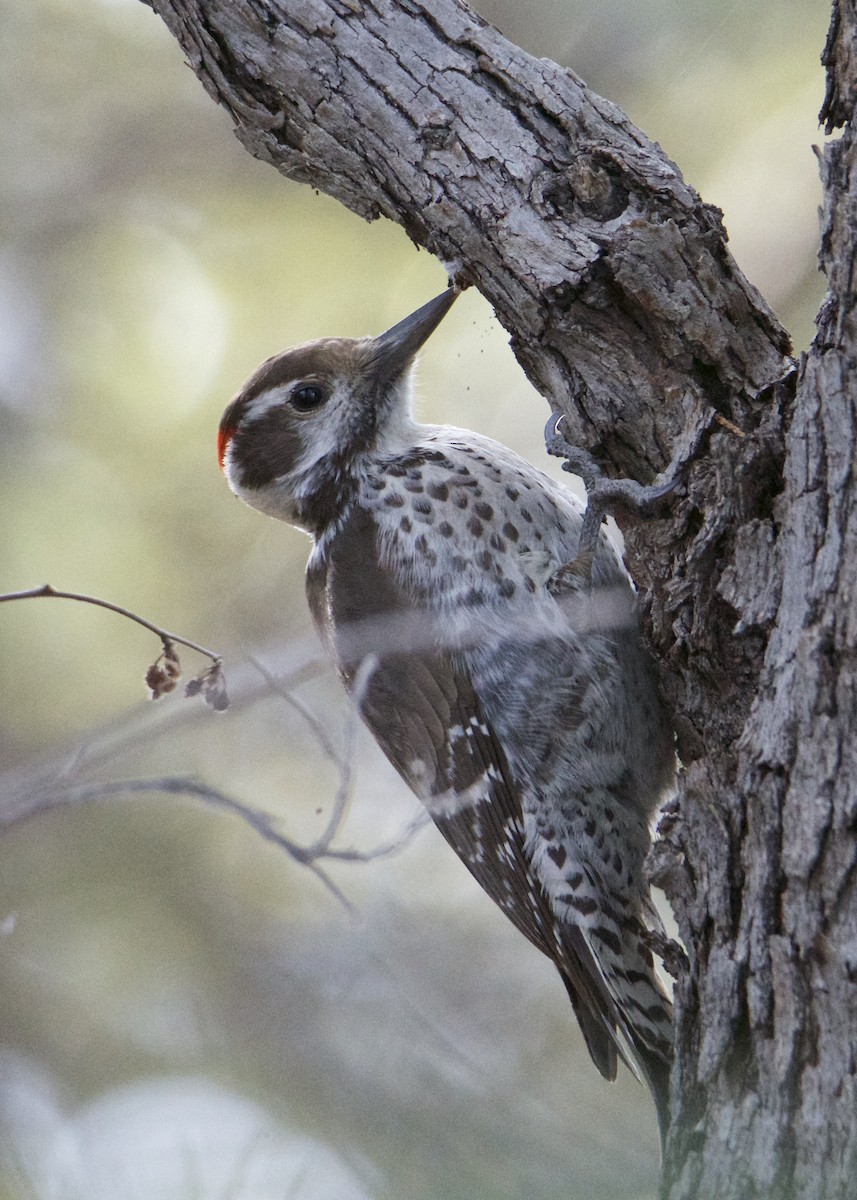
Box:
[569,917,673,1144]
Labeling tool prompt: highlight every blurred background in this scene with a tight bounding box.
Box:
[0,0,829,1196]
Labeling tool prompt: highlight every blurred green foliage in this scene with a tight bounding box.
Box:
[0,0,828,1196]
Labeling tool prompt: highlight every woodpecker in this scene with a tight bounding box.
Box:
[218,289,675,1130]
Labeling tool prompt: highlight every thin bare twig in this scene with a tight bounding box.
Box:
[248,652,383,861]
[249,655,344,769]
[0,585,222,662]
[306,653,378,858]
[321,810,430,862]
[1,584,228,708]
[1,592,423,902]
[0,775,426,912]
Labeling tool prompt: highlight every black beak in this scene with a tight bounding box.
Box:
[369,288,459,382]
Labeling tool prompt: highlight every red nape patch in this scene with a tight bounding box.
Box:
[217,421,236,472]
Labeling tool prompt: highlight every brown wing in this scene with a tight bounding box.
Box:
[306,505,621,1079]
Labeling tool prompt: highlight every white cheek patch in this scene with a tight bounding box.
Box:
[290,414,341,477]
[243,386,292,424]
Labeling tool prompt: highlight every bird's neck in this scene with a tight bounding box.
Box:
[285,449,354,539]
[303,419,433,544]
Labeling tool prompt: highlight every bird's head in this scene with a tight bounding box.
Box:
[218,288,458,534]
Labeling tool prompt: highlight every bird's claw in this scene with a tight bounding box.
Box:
[544,408,685,562]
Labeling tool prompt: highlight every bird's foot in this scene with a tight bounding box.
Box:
[643,926,689,981]
[544,411,694,563]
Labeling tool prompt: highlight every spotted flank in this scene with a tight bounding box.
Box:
[305,459,673,1111]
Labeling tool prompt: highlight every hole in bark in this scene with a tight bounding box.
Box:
[685,507,703,538]
[691,356,731,412]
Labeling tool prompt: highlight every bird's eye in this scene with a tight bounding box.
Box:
[291,383,328,413]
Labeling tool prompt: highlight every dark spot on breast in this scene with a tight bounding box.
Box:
[413,497,433,515]
[474,501,494,520]
[467,517,484,538]
[521,509,533,523]
[427,481,449,501]
[404,479,424,493]
[499,579,516,599]
[400,516,412,533]
[453,494,468,509]
[451,555,469,571]
[464,587,485,606]
[524,577,536,593]
[567,895,598,917]
[387,463,407,477]
[457,464,471,475]
[421,449,455,468]
[384,492,405,508]
[438,521,454,537]
[477,549,493,570]
[489,534,506,553]
[546,844,567,869]
[502,521,519,542]
[414,534,437,564]
[367,476,386,491]
[506,486,519,501]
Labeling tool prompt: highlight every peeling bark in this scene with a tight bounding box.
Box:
[141,0,857,1195]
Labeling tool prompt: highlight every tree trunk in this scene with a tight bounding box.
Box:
[141,0,857,1193]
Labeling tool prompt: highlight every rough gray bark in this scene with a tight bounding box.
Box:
[141,0,857,1195]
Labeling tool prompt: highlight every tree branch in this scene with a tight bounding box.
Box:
[1,584,229,708]
[0,585,222,663]
[0,774,427,912]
